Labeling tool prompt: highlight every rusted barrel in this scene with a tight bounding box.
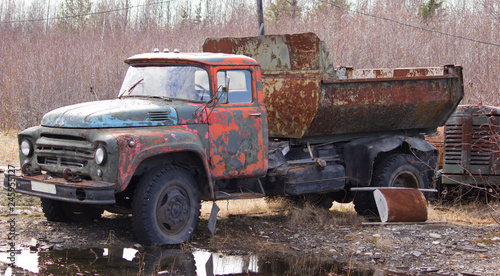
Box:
[374,188,428,223]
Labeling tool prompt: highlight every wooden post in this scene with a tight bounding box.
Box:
[257,0,265,35]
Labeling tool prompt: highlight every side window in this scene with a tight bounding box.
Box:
[217,70,252,104]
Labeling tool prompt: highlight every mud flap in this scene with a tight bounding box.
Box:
[374,188,427,223]
[208,202,220,235]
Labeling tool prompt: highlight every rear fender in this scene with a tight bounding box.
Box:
[344,135,437,187]
[112,127,213,198]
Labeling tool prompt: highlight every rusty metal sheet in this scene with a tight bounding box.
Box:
[425,127,445,168]
[374,188,428,222]
[207,106,268,179]
[305,76,461,137]
[203,32,322,73]
[111,126,209,190]
[262,75,321,138]
[348,67,445,79]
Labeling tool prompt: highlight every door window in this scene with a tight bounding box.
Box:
[217,70,252,104]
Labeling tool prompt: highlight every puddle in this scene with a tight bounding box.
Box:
[1,246,377,275]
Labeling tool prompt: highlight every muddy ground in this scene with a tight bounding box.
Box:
[1,196,499,276]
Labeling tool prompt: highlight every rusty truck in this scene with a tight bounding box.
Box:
[427,105,500,200]
[5,33,463,245]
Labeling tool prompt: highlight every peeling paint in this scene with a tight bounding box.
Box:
[42,99,177,128]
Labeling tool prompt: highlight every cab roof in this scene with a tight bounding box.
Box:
[125,52,258,66]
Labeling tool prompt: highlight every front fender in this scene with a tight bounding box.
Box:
[344,135,437,187]
[112,126,211,192]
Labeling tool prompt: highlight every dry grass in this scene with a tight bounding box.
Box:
[428,201,500,225]
[201,197,500,227]
[200,198,273,218]
[201,198,364,228]
[0,131,19,167]
[286,201,365,227]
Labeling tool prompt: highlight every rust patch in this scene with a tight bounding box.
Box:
[111,127,210,192]
[208,106,267,178]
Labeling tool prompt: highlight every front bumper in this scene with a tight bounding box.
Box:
[3,173,116,205]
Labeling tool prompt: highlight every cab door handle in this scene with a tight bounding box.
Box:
[249,113,262,117]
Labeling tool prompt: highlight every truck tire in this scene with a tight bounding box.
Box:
[353,153,430,220]
[41,198,104,222]
[132,165,201,245]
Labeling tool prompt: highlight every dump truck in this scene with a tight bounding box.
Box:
[5,33,464,245]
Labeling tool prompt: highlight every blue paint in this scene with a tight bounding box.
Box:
[41,99,178,128]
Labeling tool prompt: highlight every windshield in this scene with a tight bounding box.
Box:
[119,65,211,102]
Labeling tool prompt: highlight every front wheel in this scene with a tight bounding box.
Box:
[132,165,201,245]
[354,153,432,220]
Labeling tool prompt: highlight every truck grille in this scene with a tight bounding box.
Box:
[443,124,462,165]
[35,133,94,169]
[444,121,499,174]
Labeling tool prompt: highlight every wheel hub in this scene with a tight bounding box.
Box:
[157,188,189,233]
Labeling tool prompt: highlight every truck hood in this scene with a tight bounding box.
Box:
[41,98,179,128]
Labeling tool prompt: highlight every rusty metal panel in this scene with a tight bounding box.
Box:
[425,127,445,168]
[262,75,321,138]
[112,126,209,190]
[374,188,427,222]
[347,67,445,79]
[207,106,268,179]
[305,76,461,137]
[203,32,322,73]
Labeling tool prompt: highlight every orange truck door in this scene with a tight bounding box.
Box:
[208,68,267,179]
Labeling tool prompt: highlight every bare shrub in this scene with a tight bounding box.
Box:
[0,0,498,132]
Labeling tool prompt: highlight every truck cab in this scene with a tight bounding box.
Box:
[11,51,268,244]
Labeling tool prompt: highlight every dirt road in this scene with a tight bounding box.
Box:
[1,198,499,275]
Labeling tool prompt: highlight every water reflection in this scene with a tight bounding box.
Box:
[1,246,376,275]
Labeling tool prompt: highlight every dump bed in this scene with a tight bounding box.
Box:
[203,33,464,139]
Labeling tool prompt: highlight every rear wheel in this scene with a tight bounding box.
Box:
[132,165,201,245]
[41,198,104,222]
[353,153,431,220]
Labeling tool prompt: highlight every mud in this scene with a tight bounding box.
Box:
[1,202,499,275]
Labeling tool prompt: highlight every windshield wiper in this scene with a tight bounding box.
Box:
[118,78,144,98]
[124,95,172,102]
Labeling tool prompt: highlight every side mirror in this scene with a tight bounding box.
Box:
[218,76,230,104]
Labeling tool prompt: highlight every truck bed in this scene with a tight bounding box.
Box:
[203,33,463,139]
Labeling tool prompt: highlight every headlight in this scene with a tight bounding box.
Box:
[95,146,107,165]
[20,139,34,157]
